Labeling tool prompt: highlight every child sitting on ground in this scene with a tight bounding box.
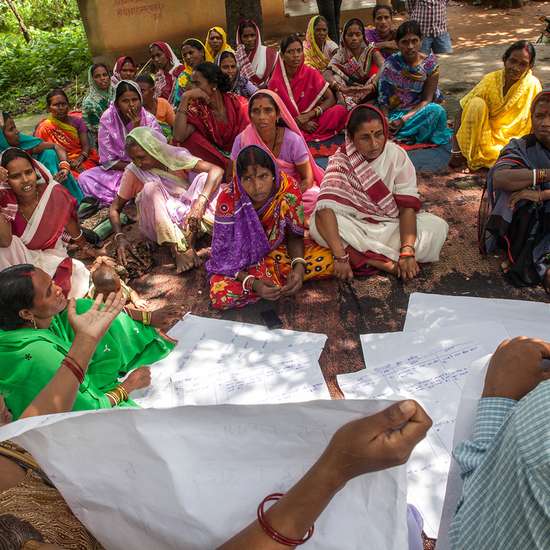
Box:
[88,256,184,331]
[89,256,148,309]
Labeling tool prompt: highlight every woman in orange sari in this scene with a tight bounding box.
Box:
[208,145,333,310]
[35,89,99,179]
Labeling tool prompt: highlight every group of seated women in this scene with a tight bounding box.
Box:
[0,7,548,313]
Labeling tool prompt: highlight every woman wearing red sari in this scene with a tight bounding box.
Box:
[235,20,278,88]
[35,89,99,179]
[268,34,347,143]
[0,148,94,298]
[149,41,184,101]
[173,62,249,174]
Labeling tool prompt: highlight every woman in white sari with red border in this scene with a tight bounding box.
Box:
[309,105,448,281]
[0,148,90,298]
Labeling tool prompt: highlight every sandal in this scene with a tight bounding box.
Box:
[501,261,510,274]
[77,197,100,220]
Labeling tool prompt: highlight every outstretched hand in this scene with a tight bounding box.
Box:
[67,291,125,342]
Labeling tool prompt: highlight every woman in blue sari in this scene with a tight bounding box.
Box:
[482,90,550,292]
[377,21,451,146]
[0,112,83,202]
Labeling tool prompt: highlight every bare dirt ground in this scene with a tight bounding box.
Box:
[76,1,550,383]
[73,5,550,547]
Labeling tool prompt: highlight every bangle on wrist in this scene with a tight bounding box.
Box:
[399,252,415,259]
[531,169,538,190]
[141,310,152,326]
[105,390,120,406]
[333,252,350,263]
[400,244,415,252]
[59,160,71,171]
[257,493,314,546]
[70,229,83,241]
[62,356,85,384]
[290,257,307,269]
[242,274,256,294]
[114,232,125,242]
[198,192,209,202]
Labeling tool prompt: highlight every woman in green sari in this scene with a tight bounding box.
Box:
[0,264,175,420]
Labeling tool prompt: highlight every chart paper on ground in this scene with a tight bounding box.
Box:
[337,322,509,537]
[134,314,330,408]
[404,292,550,339]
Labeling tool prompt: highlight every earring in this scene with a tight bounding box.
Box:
[31,317,37,330]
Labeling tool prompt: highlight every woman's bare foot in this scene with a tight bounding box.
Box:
[175,249,201,273]
[449,151,467,170]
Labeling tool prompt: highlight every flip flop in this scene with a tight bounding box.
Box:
[82,227,101,246]
[77,197,100,220]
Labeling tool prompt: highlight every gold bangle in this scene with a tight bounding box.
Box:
[105,391,120,406]
[118,385,129,402]
[141,310,151,326]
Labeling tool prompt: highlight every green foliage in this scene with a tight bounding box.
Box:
[0,24,91,115]
[0,0,81,33]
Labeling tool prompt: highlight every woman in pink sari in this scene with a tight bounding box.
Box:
[235,20,278,87]
[109,127,223,273]
[231,90,324,216]
[78,80,161,205]
[0,148,91,298]
[268,34,347,143]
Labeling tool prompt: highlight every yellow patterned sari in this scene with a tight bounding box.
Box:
[457,69,542,170]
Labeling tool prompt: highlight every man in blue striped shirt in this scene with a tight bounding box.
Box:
[450,337,550,549]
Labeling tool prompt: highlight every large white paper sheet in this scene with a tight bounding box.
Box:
[435,356,491,550]
[134,314,330,408]
[0,400,408,550]
[404,292,550,338]
[336,323,509,538]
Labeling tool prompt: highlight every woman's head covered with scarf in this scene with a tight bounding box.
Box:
[531,89,550,148]
[206,145,280,278]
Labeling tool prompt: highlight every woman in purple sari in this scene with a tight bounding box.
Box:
[78,81,161,205]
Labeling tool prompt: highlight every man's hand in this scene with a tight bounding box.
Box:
[483,337,550,400]
[318,400,432,488]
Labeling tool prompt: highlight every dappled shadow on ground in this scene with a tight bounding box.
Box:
[90,168,548,402]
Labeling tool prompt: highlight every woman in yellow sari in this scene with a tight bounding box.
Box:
[451,41,541,171]
[204,26,233,62]
[304,15,338,72]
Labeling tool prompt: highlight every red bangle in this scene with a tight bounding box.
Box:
[62,356,84,384]
[257,493,314,546]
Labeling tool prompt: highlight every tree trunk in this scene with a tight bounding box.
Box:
[225,0,263,46]
[5,0,31,42]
